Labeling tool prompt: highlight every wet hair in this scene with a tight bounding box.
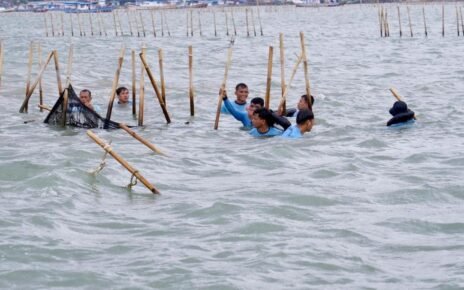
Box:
[250,97,264,107]
[301,94,315,106]
[80,89,92,98]
[296,109,314,125]
[116,86,128,96]
[253,108,275,127]
[235,83,248,91]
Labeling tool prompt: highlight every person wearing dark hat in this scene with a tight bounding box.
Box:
[387,100,415,126]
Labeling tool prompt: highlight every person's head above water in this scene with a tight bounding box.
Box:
[116,86,129,104]
[246,97,264,117]
[251,108,275,131]
[297,94,315,110]
[296,109,315,133]
[79,89,92,105]
[235,83,249,104]
[389,100,408,116]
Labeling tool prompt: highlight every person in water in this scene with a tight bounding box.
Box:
[281,109,315,138]
[223,93,291,131]
[387,100,415,126]
[116,87,131,105]
[278,94,315,117]
[78,89,101,113]
[249,108,288,137]
[220,83,249,114]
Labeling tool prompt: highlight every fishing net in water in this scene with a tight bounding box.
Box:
[44,84,120,129]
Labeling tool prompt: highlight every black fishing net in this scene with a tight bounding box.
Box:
[44,85,120,129]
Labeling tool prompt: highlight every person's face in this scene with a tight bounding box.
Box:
[305,119,314,132]
[251,113,266,129]
[79,91,91,104]
[118,89,129,103]
[297,97,309,110]
[246,103,262,118]
[235,87,249,103]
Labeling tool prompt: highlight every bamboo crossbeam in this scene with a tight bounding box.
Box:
[139,52,171,124]
[86,130,159,194]
[264,46,273,110]
[105,47,125,123]
[120,123,164,155]
[214,47,233,130]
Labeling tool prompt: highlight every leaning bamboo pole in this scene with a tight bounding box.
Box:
[86,130,160,194]
[150,9,157,37]
[120,123,164,155]
[279,33,286,113]
[214,47,233,130]
[139,53,171,124]
[105,47,125,123]
[300,32,312,108]
[131,49,136,116]
[25,41,34,112]
[264,46,273,110]
[19,51,54,113]
[188,45,194,116]
[158,49,166,105]
[138,49,146,126]
[256,0,264,36]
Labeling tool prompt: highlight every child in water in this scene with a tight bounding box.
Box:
[387,100,415,126]
[281,109,315,138]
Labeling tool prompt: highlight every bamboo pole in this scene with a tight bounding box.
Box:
[251,8,257,36]
[117,10,124,36]
[140,11,146,37]
[61,88,69,127]
[300,32,312,108]
[86,130,160,194]
[77,13,83,36]
[44,14,49,37]
[139,52,171,124]
[89,13,94,36]
[0,41,4,92]
[385,10,390,37]
[188,46,194,116]
[38,44,43,112]
[231,9,237,36]
[277,54,303,111]
[50,13,55,37]
[256,0,264,36]
[264,46,273,110]
[225,9,229,36]
[131,49,136,115]
[186,10,189,36]
[70,13,74,36]
[279,33,286,113]
[407,6,413,37]
[214,47,233,130]
[105,47,125,124]
[161,11,165,36]
[101,12,108,36]
[120,123,164,155]
[378,6,383,37]
[190,10,194,36]
[158,49,166,105]
[456,6,460,36]
[163,11,171,36]
[133,11,140,37]
[198,11,202,37]
[97,11,103,36]
[53,50,63,95]
[19,51,54,113]
[60,12,65,36]
[442,3,445,37]
[397,6,402,37]
[423,6,428,37]
[150,9,157,37]
[127,10,134,36]
[24,41,34,113]
[112,11,118,36]
[460,7,464,37]
[246,8,250,37]
[66,44,74,83]
[138,49,146,126]
[213,10,217,37]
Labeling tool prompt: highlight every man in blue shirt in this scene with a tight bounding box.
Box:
[249,108,288,137]
[223,95,264,129]
[278,94,314,117]
[220,83,249,114]
[282,109,314,138]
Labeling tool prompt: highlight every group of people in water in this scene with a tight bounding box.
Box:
[75,82,415,138]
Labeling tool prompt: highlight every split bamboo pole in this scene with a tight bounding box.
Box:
[120,123,164,155]
[19,51,54,113]
[131,49,137,115]
[86,130,160,194]
[264,46,273,110]
[188,46,194,116]
[423,6,428,37]
[24,42,34,112]
[158,49,166,105]
[138,49,146,126]
[279,33,286,113]
[139,53,171,124]
[300,32,312,108]
[105,47,125,123]
[407,6,413,37]
[44,14,49,37]
[214,47,233,130]
[397,6,402,37]
[150,10,157,37]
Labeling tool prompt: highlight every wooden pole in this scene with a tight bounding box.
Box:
[277,54,303,112]
[105,47,125,123]
[140,12,146,37]
[188,46,194,116]
[19,51,54,113]
[198,11,202,37]
[60,12,65,36]
[246,8,250,37]
[150,9,157,37]
[300,32,312,108]
[0,41,4,92]
[131,49,137,116]
[163,11,171,36]
[127,10,134,36]
[50,13,55,37]
[442,3,445,37]
[214,47,233,130]
[264,46,273,110]
[138,48,146,126]
[120,123,164,155]
[378,6,383,37]
[279,33,286,113]
[53,50,63,95]
[158,49,166,105]
[89,13,94,36]
[460,7,464,37]
[86,130,160,194]
[24,41,34,113]
[44,14,49,37]
[213,10,217,37]
[38,44,44,112]
[423,6,428,37]
[256,0,264,36]
[77,13,83,36]
[112,11,118,36]
[397,6,402,37]
[407,6,413,37]
[139,52,171,124]
[70,13,74,36]
[231,9,237,36]
[225,9,229,36]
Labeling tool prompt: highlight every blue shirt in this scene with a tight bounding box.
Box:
[223,98,252,129]
[281,125,303,138]
[221,99,247,115]
[249,126,283,137]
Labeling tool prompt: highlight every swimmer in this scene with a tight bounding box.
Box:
[281,109,315,138]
